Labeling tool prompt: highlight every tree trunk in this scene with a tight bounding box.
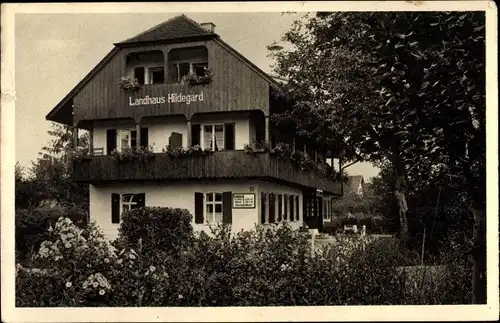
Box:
[471,207,486,304]
[394,188,409,243]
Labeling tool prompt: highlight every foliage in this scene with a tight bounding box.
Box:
[181,67,213,85]
[71,147,90,163]
[118,76,141,91]
[117,207,194,260]
[110,146,155,163]
[270,12,486,243]
[17,211,472,306]
[161,144,213,157]
[15,207,87,264]
[16,123,89,211]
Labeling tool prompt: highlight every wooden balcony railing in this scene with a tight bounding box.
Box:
[73,150,342,194]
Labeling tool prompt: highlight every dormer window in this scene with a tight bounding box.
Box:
[168,46,208,83]
[126,50,165,85]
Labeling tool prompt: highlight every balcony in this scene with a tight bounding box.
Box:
[73,150,342,194]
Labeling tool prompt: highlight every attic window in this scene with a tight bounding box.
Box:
[168,46,208,83]
[126,50,165,85]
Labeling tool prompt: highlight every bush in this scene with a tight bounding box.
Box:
[16,209,473,306]
[117,207,193,259]
[15,206,87,264]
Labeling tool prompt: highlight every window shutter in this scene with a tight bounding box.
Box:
[131,130,137,149]
[136,193,145,208]
[260,192,267,224]
[169,132,183,148]
[224,123,235,150]
[191,124,201,146]
[289,195,294,221]
[268,193,276,223]
[111,193,120,224]
[222,191,232,224]
[140,127,149,148]
[284,194,289,221]
[106,129,117,155]
[194,192,204,224]
[277,194,283,222]
[134,67,145,85]
[296,195,300,221]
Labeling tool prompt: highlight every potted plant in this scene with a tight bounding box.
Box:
[181,67,213,86]
[118,76,141,91]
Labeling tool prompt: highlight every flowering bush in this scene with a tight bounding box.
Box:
[71,147,90,163]
[16,209,473,306]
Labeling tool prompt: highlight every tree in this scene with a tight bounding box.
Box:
[270,12,485,302]
[16,123,89,211]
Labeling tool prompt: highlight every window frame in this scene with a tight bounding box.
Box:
[145,65,165,85]
[201,123,225,151]
[169,60,208,83]
[116,128,136,152]
[120,193,139,215]
[204,192,223,225]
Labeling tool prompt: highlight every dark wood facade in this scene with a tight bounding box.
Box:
[73,150,342,195]
[72,40,270,126]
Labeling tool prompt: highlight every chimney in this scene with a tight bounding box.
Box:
[200,22,216,33]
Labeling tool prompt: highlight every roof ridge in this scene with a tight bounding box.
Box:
[119,14,201,44]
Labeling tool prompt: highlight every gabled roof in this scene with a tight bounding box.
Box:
[116,14,214,45]
[45,14,280,126]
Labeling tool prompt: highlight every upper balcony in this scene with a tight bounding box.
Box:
[70,42,272,126]
[72,150,342,195]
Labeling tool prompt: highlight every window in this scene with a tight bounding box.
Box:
[205,192,223,224]
[112,193,145,224]
[117,129,136,152]
[168,47,208,83]
[203,124,224,151]
[121,194,140,214]
[146,66,165,85]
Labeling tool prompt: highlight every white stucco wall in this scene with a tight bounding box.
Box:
[92,113,251,154]
[89,179,306,241]
[89,180,262,240]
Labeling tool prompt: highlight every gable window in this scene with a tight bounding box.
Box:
[168,46,208,83]
[146,66,165,85]
[126,50,165,85]
[205,192,223,224]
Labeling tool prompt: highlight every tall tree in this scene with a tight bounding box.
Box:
[270,12,485,302]
[17,123,90,211]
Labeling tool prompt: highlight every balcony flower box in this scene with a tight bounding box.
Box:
[118,76,141,92]
[181,67,213,86]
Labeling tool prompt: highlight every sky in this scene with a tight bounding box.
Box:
[14,12,380,180]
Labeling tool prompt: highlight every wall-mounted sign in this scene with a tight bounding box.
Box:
[233,193,255,209]
[128,92,204,106]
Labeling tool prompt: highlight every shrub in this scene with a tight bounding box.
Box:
[15,206,87,264]
[118,207,193,260]
[16,210,474,306]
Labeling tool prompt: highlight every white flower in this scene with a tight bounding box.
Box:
[129,254,136,260]
[65,281,72,288]
[99,289,105,295]
[104,258,110,263]
[178,294,183,299]
[93,282,99,288]
[149,266,155,272]
[117,259,123,264]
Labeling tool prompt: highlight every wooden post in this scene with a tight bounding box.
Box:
[135,123,141,149]
[187,119,192,148]
[264,116,270,147]
[89,127,94,154]
[73,127,78,148]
